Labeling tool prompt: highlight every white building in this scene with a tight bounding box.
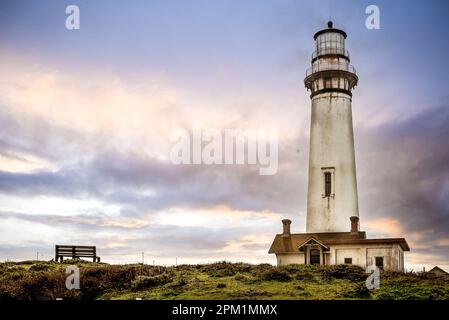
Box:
[269,22,409,271]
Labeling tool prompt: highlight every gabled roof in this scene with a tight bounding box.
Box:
[297,237,329,251]
[269,231,366,254]
[268,231,410,254]
[429,266,448,274]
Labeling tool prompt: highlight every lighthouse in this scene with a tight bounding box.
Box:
[304,21,359,233]
[269,22,409,269]
[268,21,410,271]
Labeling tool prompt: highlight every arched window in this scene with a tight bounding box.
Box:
[310,249,321,265]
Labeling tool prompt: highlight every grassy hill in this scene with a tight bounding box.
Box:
[1,260,448,300]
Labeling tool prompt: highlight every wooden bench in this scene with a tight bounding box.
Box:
[55,245,100,262]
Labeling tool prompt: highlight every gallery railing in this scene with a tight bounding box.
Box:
[305,63,357,77]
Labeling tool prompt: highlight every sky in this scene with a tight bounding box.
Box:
[0,0,448,271]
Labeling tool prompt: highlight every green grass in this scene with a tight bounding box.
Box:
[0,260,448,300]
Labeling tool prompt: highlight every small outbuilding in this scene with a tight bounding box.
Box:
[428,266,448,276]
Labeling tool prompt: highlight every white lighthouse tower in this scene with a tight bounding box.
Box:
[304,21,359,233]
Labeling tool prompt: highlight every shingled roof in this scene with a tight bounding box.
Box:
[268,231,410,253]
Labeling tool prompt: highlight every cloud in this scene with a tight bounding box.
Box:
[0,54,448,269]
[356,105,449,266]
[363,218,402,237]
[0,55,308,216]
[0,208,267,264]
[0,210,149,229]
[0,150,56,173]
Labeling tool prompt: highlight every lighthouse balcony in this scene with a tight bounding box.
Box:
[305,62,357,77]
[304,63,358,98]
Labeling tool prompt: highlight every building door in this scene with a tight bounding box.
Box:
[310,249,321,265]
[375,257,384,270]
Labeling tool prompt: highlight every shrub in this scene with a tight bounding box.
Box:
[374,290,398,300]
[174,278,188,287]
[342,283,371,298]
[320,265,367,282]
[29,263,50,272]
[210,268,236,277]
[204,261,252,277]
[295,271,316,281]
[16,261,36,265]
[131,273,173,290]
[250,263,273,277]
[260,268,291,282]
[234,273,251,282]
[279,264,317,272]
[373,285,449,300]
[14,271,80,300]
[76,265,171,299]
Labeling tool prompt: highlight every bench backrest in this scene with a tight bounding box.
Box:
[55,245,96,257]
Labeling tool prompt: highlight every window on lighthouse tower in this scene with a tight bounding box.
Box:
[324,172,332,197]
[321,167,335,198]
[324,77,332,89]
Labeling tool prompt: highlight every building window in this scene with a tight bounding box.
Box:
[375,257,384,270]
[310,249,320,265]
[324,77,332,89]
[324,172,332,197]
[344,258,352,265]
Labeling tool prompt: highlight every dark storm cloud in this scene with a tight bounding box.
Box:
[356,105,449,258]
[0,149,304,215]
[87,141,308,215]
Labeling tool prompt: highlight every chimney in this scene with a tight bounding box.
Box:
[282,219,292,236]
[350,216,359,234]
